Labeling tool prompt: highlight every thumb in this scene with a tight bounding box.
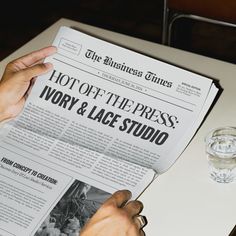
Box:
[17,62,53,83]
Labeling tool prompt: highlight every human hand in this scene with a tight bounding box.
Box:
[0,46,57,122]
[80,190,147,236]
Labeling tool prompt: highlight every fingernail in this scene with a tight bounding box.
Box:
[45,62,53,70]
[124,189,132,197]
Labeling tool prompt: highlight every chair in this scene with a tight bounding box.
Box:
[162,0,236,45]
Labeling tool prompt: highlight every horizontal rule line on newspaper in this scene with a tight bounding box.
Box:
[53,57,194,112]
[57,52,197,107]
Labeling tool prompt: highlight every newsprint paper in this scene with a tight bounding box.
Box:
[0,26,219,236]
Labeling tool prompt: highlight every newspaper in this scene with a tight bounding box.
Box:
[0,26,219,236]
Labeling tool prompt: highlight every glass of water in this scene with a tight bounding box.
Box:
[205,126,236,183]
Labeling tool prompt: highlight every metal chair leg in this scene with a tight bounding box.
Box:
[162,0,169,44]
[167,13,236,46]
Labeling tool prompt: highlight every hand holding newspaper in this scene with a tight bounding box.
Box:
[0,26,219,236]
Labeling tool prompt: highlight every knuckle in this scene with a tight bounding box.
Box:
[6,61,15,69]
[116,210,131,224]
[5,61,16,72]
[119,208,129,218]
[101,202,117,213]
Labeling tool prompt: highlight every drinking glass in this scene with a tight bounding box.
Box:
[205,126,236,183]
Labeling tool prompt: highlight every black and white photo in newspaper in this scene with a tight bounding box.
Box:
[34,179,111,236]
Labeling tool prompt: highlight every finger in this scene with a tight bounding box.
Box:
[18,62,53,82]
[103,190,132,208]
[140,229,146,236]
[123,200,143,216]
[9,46,57,70]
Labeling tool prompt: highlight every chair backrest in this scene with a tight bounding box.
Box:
[168,0,236,24]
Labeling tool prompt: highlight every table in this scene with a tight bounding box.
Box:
[0,18,235,236]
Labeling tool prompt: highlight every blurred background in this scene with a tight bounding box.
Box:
[0,0,235,63]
